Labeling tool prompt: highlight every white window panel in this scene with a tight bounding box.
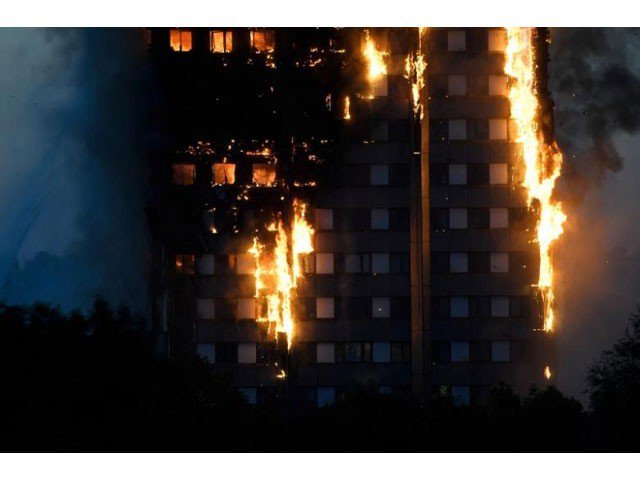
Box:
[491,253,509,273]
[236,253,255,274]
[489,164,508,185]
[489,119,508,140]
[315,253,334,274]
[450,297,469,318]
[489,75,508,96]
[236,298,256,319]
[372,297,390,318]
[371,253,390,274]
[448,75,467,96]
[449,119,467,140]
[317,387,336,407]
[451,341,470,362]
[238,387,257,405]
[316,297,335,319]
[449,164,467,185]
[451,386,470,406]
[196,299,215,319]
[449,208,468,229]
[372,342,391,363]
[450,253,468,273]
[370,165,389,185]
[196,254,215,275]
[317,343,335,363]
[197,343,215,363]
[491,296,510,317]
[490,208,509,229]
[491,340,511,362]
[371,209,390,230]
[448,30,466,51]
[488,29,507,52]
[238,343,257,364]
[316,208,333,230]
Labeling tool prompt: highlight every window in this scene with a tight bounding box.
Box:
[252,164,277,186]
[236,253,256,274]
[491,296,510,317]
[391,342,410,362]
[370,165,389,185]
[450,253,468,273]
[490,208,509,229]
[489,119,508,140]
[491,340,511,362]
[371,253,390,274]
[469,252,490,273]
[236,298,256,319]
[372,297,390,318]
[489,163,508,184]
[238,343,257,364]
[449,119,467,140]
[449,208,468,229]
[372,121,389,141]
[250,29,275,52]
[175,254,195,274]
[488,29,507,52]
[213,163,236,185]
[317,387,336,407]
[344,253,369,274]
[196,254,215,275]
[448,75,467,96]
[390,253,410,274]
[447,30,466,52]
[449,164,467,185]
[316,298,335,319]
[197,299,216,320]
[451,386,470,406]
[450,297,469,318]
[215,342,237,363]
[315,253,334,274]
[316,209,333,231]
[169,28,192,52]
[172,164,195,185]
[469,208,490,229]
[317,343,335,363]
[468,164,490,185]
[210,30,233,53]
[489,75,508,96]
[336,342,371,363]
[372,342,391,363]
[238,387,257,405]
[371,209,390,230]
[491,253,509,273]
[197,344,215,363]
[451,341,470,362]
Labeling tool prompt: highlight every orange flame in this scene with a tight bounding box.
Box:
[405,27,427,118]
[362,29,388,98]
[505,28,567,332]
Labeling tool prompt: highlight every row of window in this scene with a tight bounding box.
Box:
[432,296,529,319]
[315,208,409,232]
[169,28,274,53]
[431,207,530,230]
[431,163,509,186]
[432,119,513,142]
[236,385,401,407]
[446,29,506,53]
[195,296,409,320]
[432,251,526,274]
[430,74,508,97]
[196,341,410,365]
[432,340,511,363]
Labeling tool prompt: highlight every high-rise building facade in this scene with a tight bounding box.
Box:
[147,27,554,407]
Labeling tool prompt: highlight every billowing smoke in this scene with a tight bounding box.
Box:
[0,29,150,314]
[550,28,640,402]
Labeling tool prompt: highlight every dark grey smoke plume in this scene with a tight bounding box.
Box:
[0,29,150,313]
[550,28,640,402]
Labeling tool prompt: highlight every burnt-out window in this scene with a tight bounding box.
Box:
[469,296,491,317]
[510,296,529,318]
[175,254,195,274]
[431,252,449,274]
[336,342,372,363]
[468,119,488,140]
[170,28,192,52]
[431,296,450,319]
[390,297,411,317]
[215,342,238,364]
[431,164,449,186]
[469,252,490,273]
[509,207,530,230]
[389,208,409,231]
[250,29,275,52]
[468,208,490,229]
[391,342,410,363]
[467,75,489,96]
[294,342,317,365]
[390,253,410,274]
[172,164,196,185]
[257,342,276,364]
[336,209,369,231]
[213,163,236,185]
[252,164,276,186]
[295,297,316,321]
[467,163,490,185]
[342,297,371,320]
[210,30,233,53]
[432,341,450,364]
[343,253,371,274]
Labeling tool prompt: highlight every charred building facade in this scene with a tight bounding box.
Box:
[147,27,554,407]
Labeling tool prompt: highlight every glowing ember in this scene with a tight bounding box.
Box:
[505,28,567,332]
[362,29,388,97]
[248,200,314,349]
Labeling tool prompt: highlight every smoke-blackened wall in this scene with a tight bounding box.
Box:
[550,28,640,402]
[0,29,151,313]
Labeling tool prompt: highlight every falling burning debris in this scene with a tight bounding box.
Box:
[249,200,314,349]
[505,27,567,332]
[362,29,388,98]
[405,27,428,118]
[343,95,351,120]
[544,365,552,380]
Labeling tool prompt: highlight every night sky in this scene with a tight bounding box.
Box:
[0,28,638,401]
